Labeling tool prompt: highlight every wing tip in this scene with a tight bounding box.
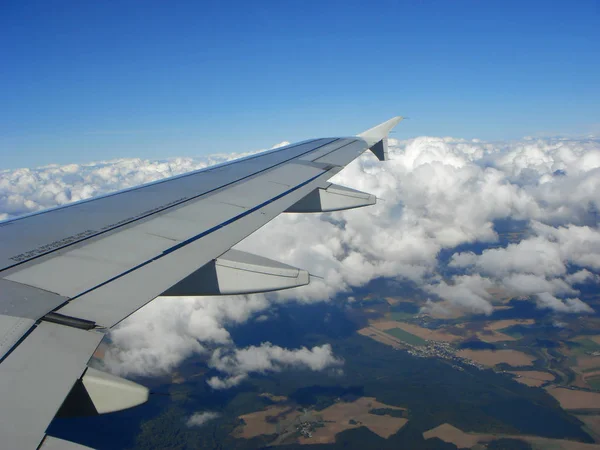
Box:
[357,116,404,147]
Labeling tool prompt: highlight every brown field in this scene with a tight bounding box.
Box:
[236,405,293,438]
[235,397,407,445]
[592,336,600,345]
[298,397,407,444]
[486,319,535,331]
[576,357,600,371]
[384,297,413,306]
[577,415,600,443]
[421,301,468,319]
[509,371,555,387]
[457,349,535,367]
[573,374,594,389]
[259,393,288,403]
[384,297,401,305]
[369,319,527,345]
[358,326,405,349]
[546,387,600,410]
[171,373,185,384]
[423,423,480,448]
[423,422,600,449]
[475,330,516,343]
[371,320,461,342]
[451,320,518,343]
[371,320,408,331]
[486,287,515,302]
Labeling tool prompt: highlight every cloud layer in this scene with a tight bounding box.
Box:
[2,135,599,380]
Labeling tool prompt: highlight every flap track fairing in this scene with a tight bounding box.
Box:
[285,183,376,213]
[162,249,310,296]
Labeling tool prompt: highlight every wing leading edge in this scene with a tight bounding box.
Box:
[0,117,403,449]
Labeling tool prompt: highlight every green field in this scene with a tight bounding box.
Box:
[390,311,415,321]
[384,327,427,346]
[570,338,600,355]
[586,376,600,391]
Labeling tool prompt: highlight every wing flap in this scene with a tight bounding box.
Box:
[0,280,70,359]
[0,322,103,449]
[54,164,333,327]
[163,249,309,296]
[285,183,376,213]
[0,315,35,359]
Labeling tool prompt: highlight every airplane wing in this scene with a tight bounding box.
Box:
[0,117,402,449]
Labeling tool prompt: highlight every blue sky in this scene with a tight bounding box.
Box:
[1,0,599,168]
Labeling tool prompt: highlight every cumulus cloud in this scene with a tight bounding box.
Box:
[535,293,594,314]
[207,343,343,389]
[186,411,220,427]
[446,222,600,312]
[2,134,600,378]
[104,295,269,376]
[103,295,343,386]
[425,275,495,315]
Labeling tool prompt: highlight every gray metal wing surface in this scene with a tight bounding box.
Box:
[0,116,402,449]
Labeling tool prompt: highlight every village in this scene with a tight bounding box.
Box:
[405,340,486,370]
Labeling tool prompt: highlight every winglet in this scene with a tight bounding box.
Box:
[358,116,403,147]
[357,116,403,161]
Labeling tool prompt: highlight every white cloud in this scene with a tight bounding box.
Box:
[104,295,269,376]
[566,269,598,285]
[186,411,220,427]
[445,221,600,313]
[535,293,594,314]
[0,154,244,219]
[502,273,575,297]
[206,374,248,390]
[271,141,291,149]
[207,343,343,389]
[426,275,495,315]
[2,135,600,379]
[450,236,566,277]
